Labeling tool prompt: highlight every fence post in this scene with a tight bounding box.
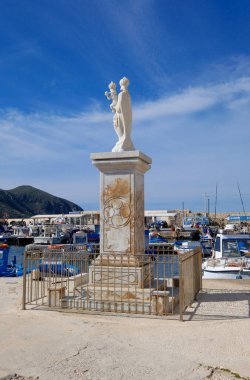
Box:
[22,250,27,310]
[199,248,203,292]
[179,255,184,321]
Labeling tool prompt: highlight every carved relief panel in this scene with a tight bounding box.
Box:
[101,174,133,253]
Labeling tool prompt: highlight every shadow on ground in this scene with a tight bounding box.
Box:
[184,280,250,321]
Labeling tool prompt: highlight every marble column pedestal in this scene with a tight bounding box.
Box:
[90,151,152,263]
[86,151,163,312]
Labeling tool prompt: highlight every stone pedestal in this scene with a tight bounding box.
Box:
[91,151,152,266]
[85,151,166,313]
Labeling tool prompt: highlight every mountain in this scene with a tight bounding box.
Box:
[0,185,83,218]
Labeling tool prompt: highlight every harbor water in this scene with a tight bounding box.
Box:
[12,245,249,280]
[7,245,179,278]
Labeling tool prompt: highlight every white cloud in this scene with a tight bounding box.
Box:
[1,75,250,211]
[134,76,250,121]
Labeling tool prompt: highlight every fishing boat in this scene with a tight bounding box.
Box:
[38,261,80,276]
[174,240,201,254]
[182,216,210,230]
[0,225,10,243]
[7,226,34,246]
[200,235,213,257]
[33,224,71,245]
[149,231,168,244]
[24,244,83,277]
[0,233,8,243]
[202,231,250,279]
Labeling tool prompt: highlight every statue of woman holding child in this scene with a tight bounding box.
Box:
[105,77,135,152]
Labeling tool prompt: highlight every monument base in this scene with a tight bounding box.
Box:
[89,260,153,288]
[92,253,152,268]
[75,260,175,315]
[80,287,172,316]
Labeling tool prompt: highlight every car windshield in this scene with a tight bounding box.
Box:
[222,239,250,257]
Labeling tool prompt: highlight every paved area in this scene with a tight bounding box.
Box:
[0,278,250,380]
[185,279,250,321]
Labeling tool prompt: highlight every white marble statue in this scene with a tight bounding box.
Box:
[105,77,135,152]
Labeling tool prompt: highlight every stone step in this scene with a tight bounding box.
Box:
[61,293,178,315]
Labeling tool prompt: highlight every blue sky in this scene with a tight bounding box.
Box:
[1,0,250,213]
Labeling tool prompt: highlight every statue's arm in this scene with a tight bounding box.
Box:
[105,91,111,100]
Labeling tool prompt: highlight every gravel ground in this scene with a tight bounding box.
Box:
[0,278,250,380]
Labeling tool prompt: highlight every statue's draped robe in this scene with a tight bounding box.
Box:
[113,90,134,152]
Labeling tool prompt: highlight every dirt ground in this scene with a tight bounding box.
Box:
[0,278,250,380]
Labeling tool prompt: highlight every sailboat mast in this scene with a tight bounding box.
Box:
[237,183,249,233]
[237,183,246,216]
[214,183,218,223]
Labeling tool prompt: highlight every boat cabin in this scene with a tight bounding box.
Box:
[214,232,250,259]
[183,216,209,230]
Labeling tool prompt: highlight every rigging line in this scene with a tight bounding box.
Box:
[237,183,249,234]
[237,183,246,216]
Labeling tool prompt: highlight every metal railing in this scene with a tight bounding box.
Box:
[22,244,202,320]
[179,247,202,321]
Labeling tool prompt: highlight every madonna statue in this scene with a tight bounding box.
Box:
[105,77,135,152]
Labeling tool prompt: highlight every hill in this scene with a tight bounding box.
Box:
[0,185,83,218]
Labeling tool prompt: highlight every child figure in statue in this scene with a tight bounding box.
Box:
[105,77,135,152]
[104,81,117,113]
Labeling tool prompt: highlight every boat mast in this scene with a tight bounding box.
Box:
[214,183,218,225]
[237,183,248,233]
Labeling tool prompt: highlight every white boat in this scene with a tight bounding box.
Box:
[174,240,201,254]
[174,235,213,257]
[202,231,250,279]
[33,224,71,245]
[7,226,34,245]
